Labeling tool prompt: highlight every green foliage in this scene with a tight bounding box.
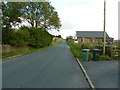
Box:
[117,44,120,48]
[2,28,12,44]
[117,45,120,58]
[2,2,23,29]
[2,49,29,59]
[28,28,53,48]
[19,25,30,30]
[100,55,113,60]
[2,39,62,59]
[2,2,61,48]
[21,2,61,30]
[68,42,82,58]
[66,39,118,60]
[79,43,95,49]
[9,29,30,47]
[2,2,61,31]
[66,36,74,43]
[3,27,53,48]
[89,52,93,60]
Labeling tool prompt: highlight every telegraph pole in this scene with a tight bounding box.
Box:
[103,0,106,54]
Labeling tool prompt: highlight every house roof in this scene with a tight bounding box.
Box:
[76,31,110,38]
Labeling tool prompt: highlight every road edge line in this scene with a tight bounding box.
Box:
[76,58,95,89]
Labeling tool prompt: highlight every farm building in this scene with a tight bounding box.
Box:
[76,31,114,44]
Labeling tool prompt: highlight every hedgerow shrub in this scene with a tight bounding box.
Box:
[9,29,30,47]
[2,28,15,45]
[2,27,53,48]
[28,28,53,48]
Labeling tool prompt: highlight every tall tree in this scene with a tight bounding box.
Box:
[2,2,24,44]
[2,1,61,31]
[2,2,23,29]
[22,2,61,31]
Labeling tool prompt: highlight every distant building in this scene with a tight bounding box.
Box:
[76,31,114,44]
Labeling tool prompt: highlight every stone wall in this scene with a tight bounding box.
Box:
[2,45,31,52]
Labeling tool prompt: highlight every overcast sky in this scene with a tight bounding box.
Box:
[49,0,119,40]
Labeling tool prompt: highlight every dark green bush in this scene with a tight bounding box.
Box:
[2,27,53,48]
[9,29,30,47]
[28,28,53,48]
[2,28,12,44]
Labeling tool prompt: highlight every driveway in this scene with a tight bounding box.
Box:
[81,60,118,88]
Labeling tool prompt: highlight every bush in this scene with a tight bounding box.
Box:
[9,29,30,47]
[2,27,53,48]
[28,28,53,48]
[66,36,74,43]
[2,28,13,44]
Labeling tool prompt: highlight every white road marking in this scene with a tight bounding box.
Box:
[67,45,70,48]
[76,58,95,89]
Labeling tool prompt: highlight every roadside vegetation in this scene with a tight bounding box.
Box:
[2,1,62,59]
[66,36,119,61]
[68,42,82,58]
[2,1,61,48]
[2,39,62,59]
[3,27,53,48]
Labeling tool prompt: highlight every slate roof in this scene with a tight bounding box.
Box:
[76,31,110,38]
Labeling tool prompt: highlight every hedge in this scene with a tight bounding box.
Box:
[2,27,53,48]
[28,28,53,48]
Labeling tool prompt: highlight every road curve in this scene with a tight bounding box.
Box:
[3,40,89,88]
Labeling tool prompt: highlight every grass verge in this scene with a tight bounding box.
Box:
[2,40,62,59]
[100,55,113,61]
[67,41,115,61]
[67,42,82,59]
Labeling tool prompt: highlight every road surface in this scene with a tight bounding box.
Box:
[3,40,89,88]
[81,61,118,88]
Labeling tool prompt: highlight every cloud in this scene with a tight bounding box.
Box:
[50,0,119,39]
[66,0,91,6]
[61,21,74,30]
[58,3,104,32]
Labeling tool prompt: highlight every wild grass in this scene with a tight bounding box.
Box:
[67,42,82,59]
[100,55,113,60]
[67,41,116,61]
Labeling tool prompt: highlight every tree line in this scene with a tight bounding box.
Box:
[2,1,61,48]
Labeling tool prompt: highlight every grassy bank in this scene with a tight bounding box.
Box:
[67,41,115,61]
[67,42,82,59]
[2,40,62,59]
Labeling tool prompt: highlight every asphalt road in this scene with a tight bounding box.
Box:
[3,40,89,88]
[81,60,118,88]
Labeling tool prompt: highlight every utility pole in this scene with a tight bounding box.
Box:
[103,0,106,54]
